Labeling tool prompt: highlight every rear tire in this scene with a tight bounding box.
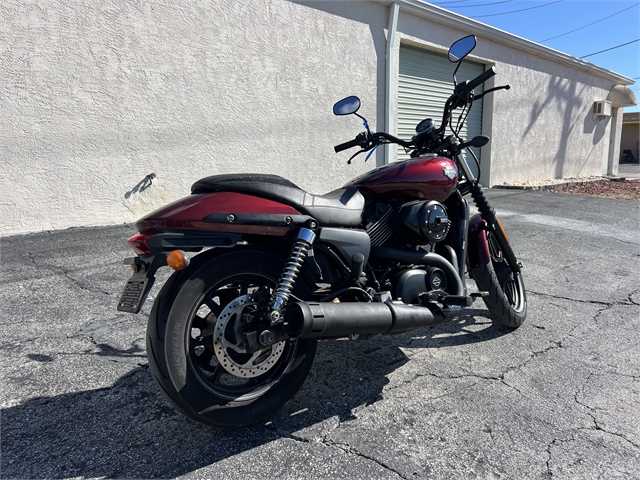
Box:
[146,249,317,427]
[471,231,527,328]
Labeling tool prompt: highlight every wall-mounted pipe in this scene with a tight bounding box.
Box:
[384,2,400,165]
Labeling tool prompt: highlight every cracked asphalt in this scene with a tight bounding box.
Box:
[1,189,639,479]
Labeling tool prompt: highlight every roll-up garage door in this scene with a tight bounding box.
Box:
[398,45,485,164]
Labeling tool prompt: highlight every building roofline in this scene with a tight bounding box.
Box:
[374,0,635,86]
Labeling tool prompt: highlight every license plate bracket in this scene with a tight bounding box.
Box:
[117,273,155,313]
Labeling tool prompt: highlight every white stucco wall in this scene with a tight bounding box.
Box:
[1,0,387,236]
[2,0,630,236]
[478,42,615,185]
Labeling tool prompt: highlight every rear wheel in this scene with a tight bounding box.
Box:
[147,249,317,427]
[471,230,527,328]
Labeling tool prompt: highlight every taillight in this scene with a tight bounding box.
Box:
[127,233,155,255]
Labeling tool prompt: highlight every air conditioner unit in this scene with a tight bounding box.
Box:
[593,100,612,120]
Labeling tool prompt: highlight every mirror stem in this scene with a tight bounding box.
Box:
[355,113,371,134]
[452,61,461,85]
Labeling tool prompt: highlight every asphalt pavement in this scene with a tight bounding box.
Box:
[1,189,639,479]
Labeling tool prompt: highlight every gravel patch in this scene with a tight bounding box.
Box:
[548,179,640,201]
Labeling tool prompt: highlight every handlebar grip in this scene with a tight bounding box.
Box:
[467,66,497,91]
[334,138,361,153]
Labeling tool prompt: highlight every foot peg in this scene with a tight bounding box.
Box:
[470,292,489,298]
[440,295,474,307]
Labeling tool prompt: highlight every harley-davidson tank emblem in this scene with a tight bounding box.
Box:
[443,165,457,179]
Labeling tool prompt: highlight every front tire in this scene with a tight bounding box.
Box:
[146,249,317,427]
[471,230,527,328]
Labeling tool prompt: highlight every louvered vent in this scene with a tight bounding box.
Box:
[366,208,394,247]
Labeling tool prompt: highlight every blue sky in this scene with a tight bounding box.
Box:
[431,0,640,112]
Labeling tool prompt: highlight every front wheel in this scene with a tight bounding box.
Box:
[146,249,317,427]
[471,230,527,328]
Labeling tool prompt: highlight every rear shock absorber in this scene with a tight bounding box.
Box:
[269,227,316,322]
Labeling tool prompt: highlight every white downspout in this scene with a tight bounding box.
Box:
[383,2,400,166]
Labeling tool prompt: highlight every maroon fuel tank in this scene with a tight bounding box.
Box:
[344,156,458,202]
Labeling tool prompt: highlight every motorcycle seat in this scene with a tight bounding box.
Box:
[191,174,364,227]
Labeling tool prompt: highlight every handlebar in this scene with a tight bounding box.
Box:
[467,66,496,92]
[334,131,413,154]
[371,132,413,148]
[334,137,363,153]
[442,66,499,130]
[334,66,505,160]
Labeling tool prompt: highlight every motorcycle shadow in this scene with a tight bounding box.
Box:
[0,310,504,479]
[270,308,509,434]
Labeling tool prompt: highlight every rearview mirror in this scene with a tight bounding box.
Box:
[448,35,476,63]
[333,96,361,116]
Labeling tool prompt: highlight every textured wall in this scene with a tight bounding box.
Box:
[479,41,614,185]
[1,0,624,235]
[1,0,386,236]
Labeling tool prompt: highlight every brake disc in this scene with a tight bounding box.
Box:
[212,294,285,378]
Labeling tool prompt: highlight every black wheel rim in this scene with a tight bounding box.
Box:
[186,272,299,402]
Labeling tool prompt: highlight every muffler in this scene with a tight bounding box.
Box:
[288,301,448,340]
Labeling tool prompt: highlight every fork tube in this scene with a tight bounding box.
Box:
[452,191,469,294]
[469,184,521,273]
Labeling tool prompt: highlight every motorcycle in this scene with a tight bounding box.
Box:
[117,35,526,427]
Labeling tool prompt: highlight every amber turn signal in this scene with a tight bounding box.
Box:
[166,250,190,271]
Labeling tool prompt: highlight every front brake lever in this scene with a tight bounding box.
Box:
[347,131,375,164]
[474,84,510,101]
[347,149,366,164]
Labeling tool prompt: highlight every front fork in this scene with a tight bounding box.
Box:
[455,147,520,274]
[469,183,521,274]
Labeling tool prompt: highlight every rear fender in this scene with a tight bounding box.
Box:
[128,231,242,256]
[135,192,309,236]
[466,214,491,269]
[119,191,310,314]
